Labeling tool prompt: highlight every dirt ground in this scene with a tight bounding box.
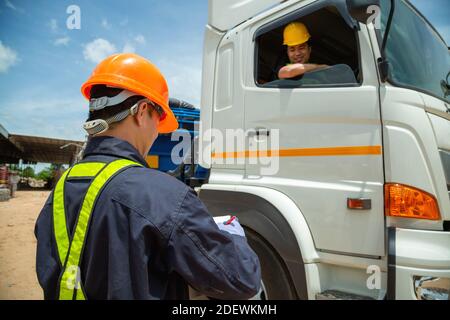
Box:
[0,190,48,300]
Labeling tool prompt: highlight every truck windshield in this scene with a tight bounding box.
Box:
[380,0,450,102]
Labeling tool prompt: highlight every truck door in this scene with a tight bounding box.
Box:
[209,32,246,171]
[243,4,385,257]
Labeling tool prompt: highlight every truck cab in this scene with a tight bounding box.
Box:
[196,0,450,299]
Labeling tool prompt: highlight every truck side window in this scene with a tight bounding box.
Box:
[381,0,450,102]
[255,6,360,87]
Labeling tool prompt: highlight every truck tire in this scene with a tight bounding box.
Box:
[245,228,298,300]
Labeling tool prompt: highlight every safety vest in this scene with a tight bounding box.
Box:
[53,159,143,300]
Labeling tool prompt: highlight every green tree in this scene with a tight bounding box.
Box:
[22,166,35,178]
[37,167,53,181]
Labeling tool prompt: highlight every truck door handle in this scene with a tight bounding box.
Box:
[248,127,270,137]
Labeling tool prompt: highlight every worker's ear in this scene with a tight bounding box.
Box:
[135,101,149,127]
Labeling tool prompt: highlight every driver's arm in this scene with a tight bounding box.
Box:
[278,63,328,79]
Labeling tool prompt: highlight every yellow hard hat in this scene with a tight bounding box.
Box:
[283,22,311,46]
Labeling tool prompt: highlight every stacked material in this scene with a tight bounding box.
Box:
[20,177,47,188]
[0,165,8,185]
[0,166,10,201]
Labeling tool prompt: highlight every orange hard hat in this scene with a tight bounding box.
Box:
[81,53,178,133]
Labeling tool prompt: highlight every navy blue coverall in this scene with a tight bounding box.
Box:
[35,136,261,299]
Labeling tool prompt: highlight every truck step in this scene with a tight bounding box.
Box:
[316,290,375,300]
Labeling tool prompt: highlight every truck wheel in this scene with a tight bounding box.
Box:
[246,228,297,300]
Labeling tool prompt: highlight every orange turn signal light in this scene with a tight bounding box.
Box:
[384,183,440,220]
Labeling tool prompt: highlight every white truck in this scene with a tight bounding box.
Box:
[194,0,450,300]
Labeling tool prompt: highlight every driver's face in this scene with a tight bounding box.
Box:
[287,43,311,64]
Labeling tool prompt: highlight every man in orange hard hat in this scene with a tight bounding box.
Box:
[35,53,261,300]
[277,22,328,79]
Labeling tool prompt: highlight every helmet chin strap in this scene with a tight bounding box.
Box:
[83,99,147,136]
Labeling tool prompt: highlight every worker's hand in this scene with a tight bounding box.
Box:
[216,217,245,237]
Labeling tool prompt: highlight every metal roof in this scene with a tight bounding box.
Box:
[0,125,84,164]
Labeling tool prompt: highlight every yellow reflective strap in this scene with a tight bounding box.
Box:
[53,169,70,266]
[58,159,142,300]
[53,162,107,266]
[59,285,74,300]
[59,280,86,300]
[76,288,86,300]
[68,162,106,178]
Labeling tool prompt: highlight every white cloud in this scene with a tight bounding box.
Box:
[0,41,18,73]
[101,18,111,30]
[4,0,15,9]
[122,43,135,53]
[134,34,146,45]
[54,36,70,46]
[49,19,58,32]
[83,38,117,64]
[157,58,202,107]
[0,90,87,141]
[4,0,24,13]
[119,18,128,27]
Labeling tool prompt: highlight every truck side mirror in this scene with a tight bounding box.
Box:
[346,0,381,24]
[441,71,450,98]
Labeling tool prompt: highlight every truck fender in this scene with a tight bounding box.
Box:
[199,184,320,299]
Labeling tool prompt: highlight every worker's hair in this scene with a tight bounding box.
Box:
[86,84,145,122]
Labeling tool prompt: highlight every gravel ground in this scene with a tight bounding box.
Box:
[0,190,48,300]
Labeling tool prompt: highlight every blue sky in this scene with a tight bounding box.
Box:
[0,0,449,144]
[0,0,207,142]
[411,0,450,43]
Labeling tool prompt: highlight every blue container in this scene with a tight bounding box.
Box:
[148,99,207,182]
